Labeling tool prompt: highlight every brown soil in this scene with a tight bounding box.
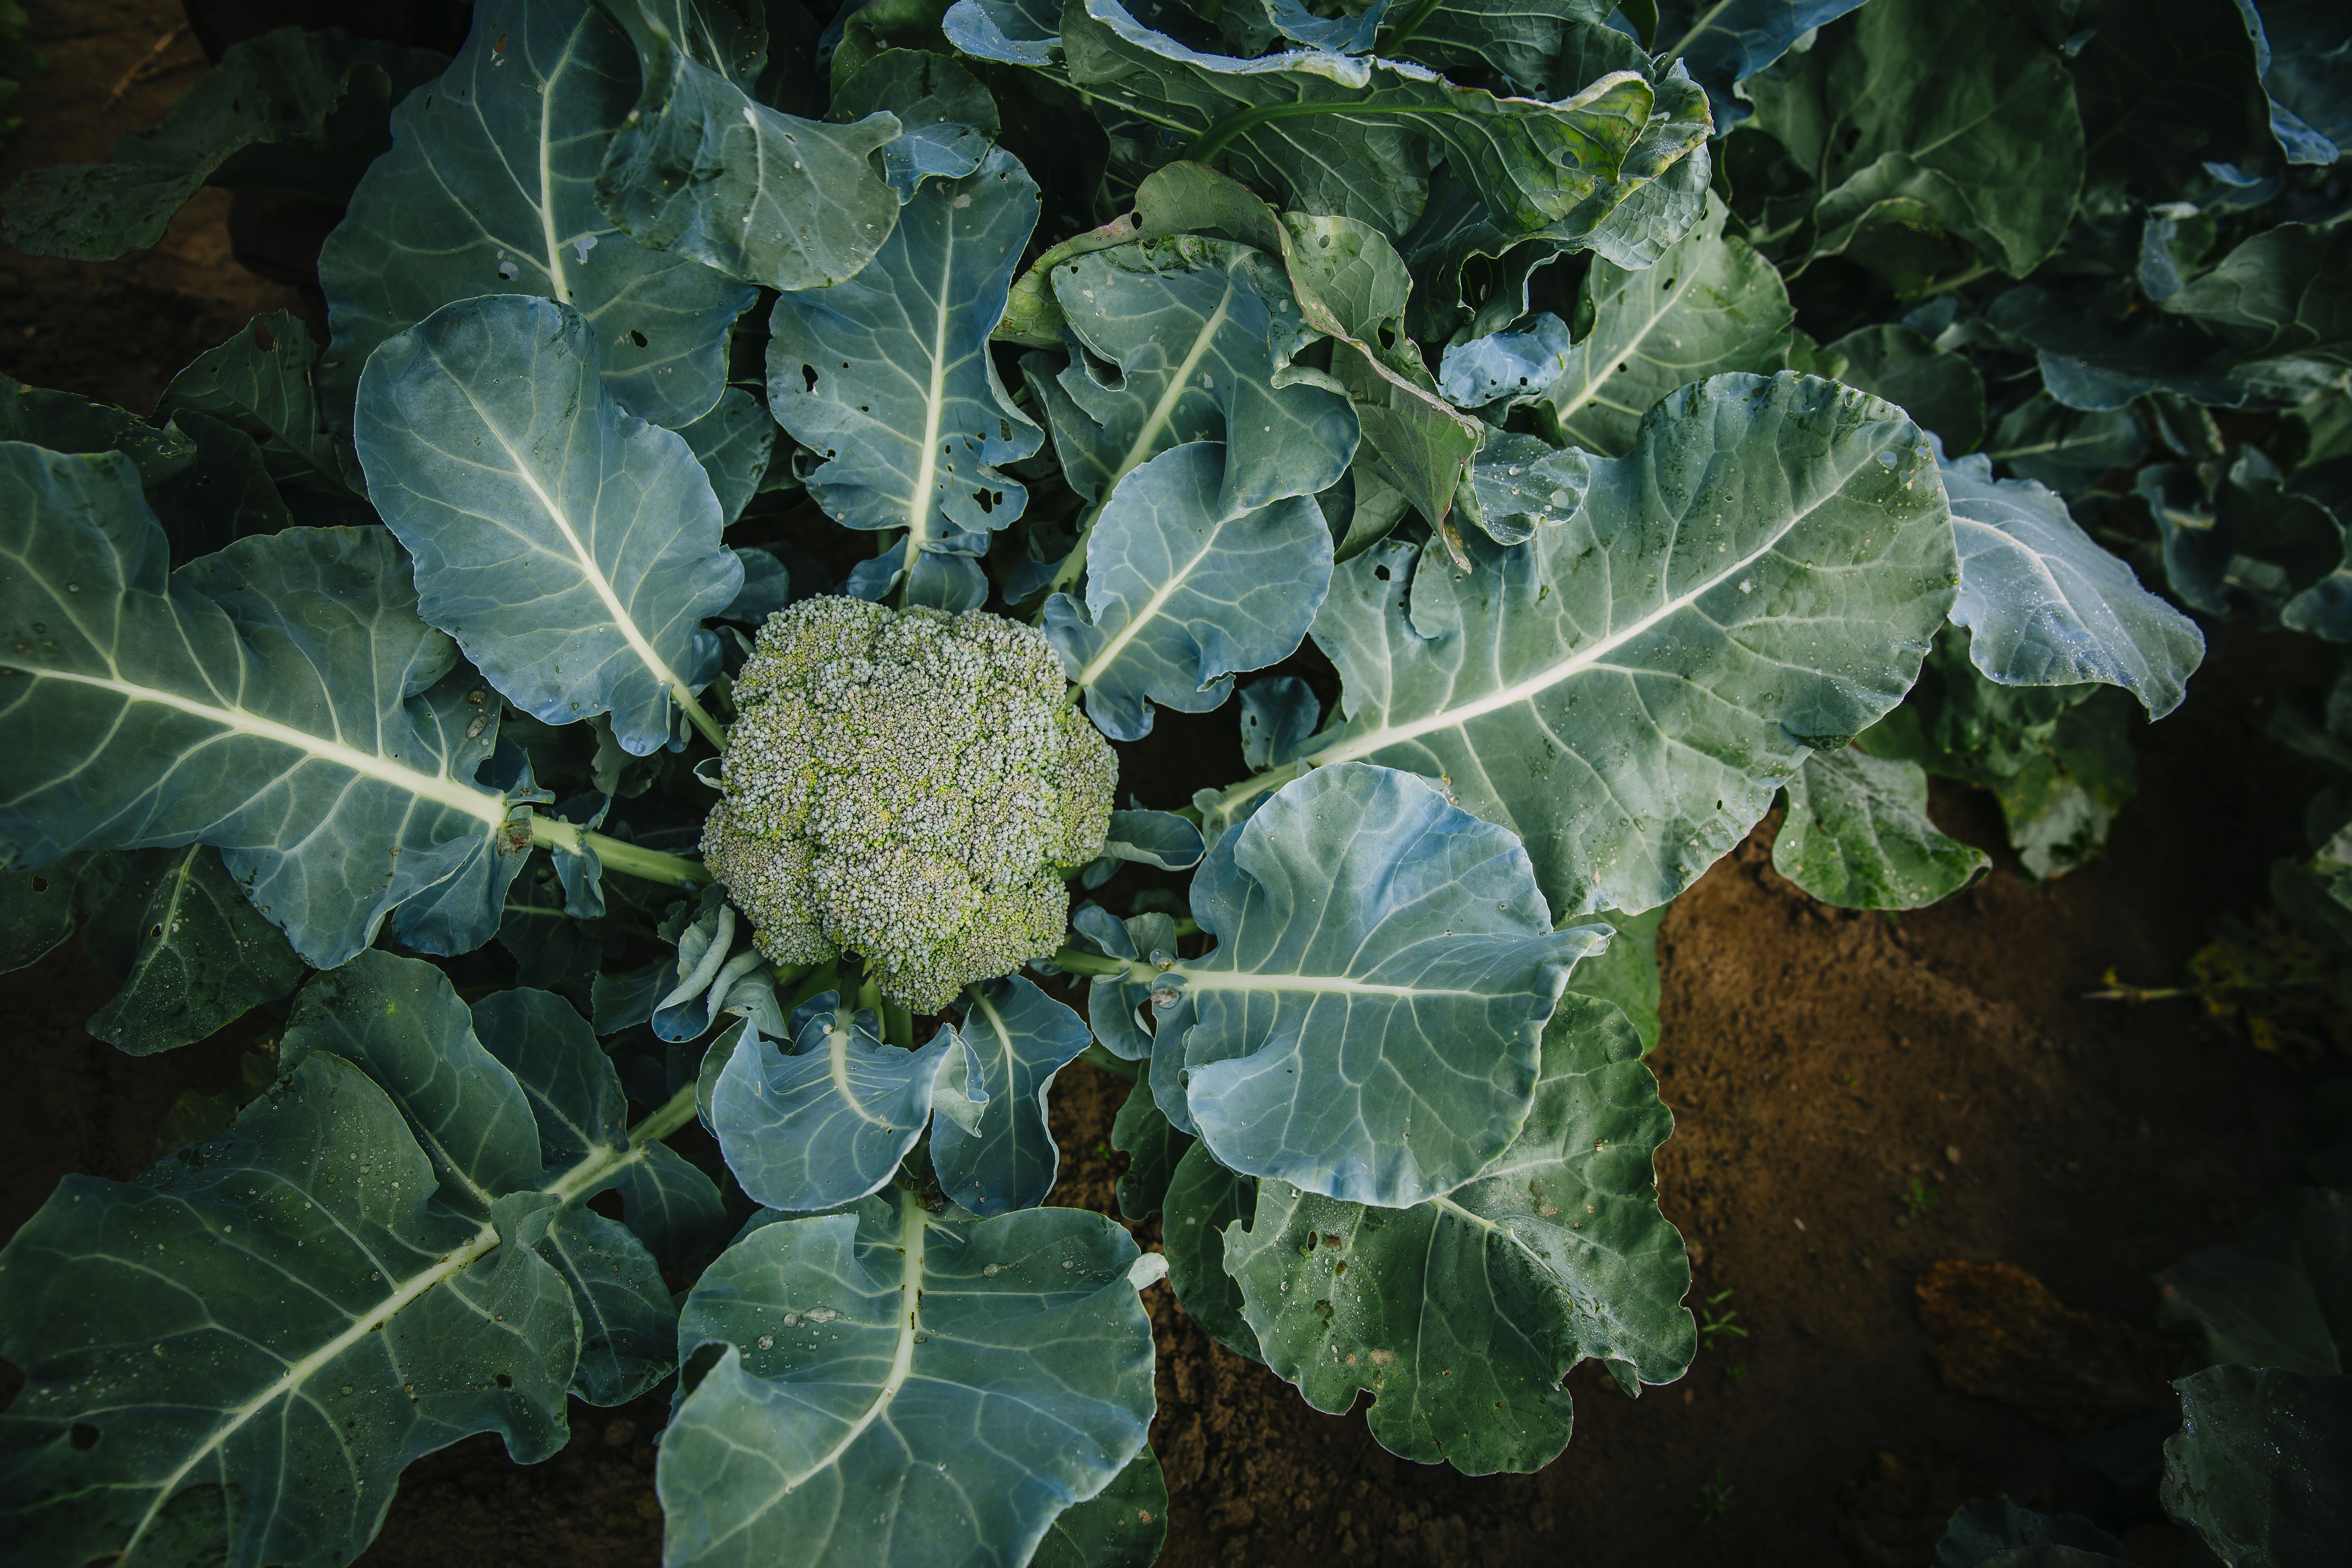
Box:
[2,8,2341,1568]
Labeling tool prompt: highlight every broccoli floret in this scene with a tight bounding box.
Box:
[703,595,1116,1012]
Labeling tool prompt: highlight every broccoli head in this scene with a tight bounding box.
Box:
[703,595,1116,1012]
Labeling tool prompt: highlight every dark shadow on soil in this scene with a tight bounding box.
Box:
[2,8,2341,1568]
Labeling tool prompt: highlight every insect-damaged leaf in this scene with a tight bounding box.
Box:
[1772,748,1989,910]
[766,147,1042,608]
[1,27,445,261]
[319,0,758,434]
[1224,994,1693,1473]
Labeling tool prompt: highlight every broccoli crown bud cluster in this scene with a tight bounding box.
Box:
[703,595,1116,1012]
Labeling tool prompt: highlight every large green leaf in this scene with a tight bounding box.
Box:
[932,974,1094,1215]
[0,446,533,968]
[81,845,307,1055]
[711,994,977,1213]
[285,955,686,1403]
[1060,0,1656,238]
[1942,453,2205,718]
[1223,993,1693,1472]
[2161,1364,2352,1568]
[1169,763,1607,1207]
[1563,903,1663,1053]
[1029,235,1356,518]
[1296,371,1957,919]
[1772,747,1988,910]
[2162,223,2352,406]
[2156,1186,2352,1376]
[0,1051,577,1568]
[765,146,1043,609]
[593,2,902,292]
[1,28,444,260]
[1741,0,2082,281]
[355,293,739,755]
[318,0,758,434]
[1047,442,1333,739]
[657,1189,1160,1568]
[1111,1070,1189,1220]
[1536,192,1792,456]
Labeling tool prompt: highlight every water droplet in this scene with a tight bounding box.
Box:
[1737,579,1754,593]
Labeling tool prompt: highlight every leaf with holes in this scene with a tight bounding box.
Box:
[319,0,758,433]
[1223,993,1692,1472]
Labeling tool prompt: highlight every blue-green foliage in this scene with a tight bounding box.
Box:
[10,0,2335,1556]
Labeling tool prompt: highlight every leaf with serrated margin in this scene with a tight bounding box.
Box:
[1172,763,1606,1207]
[1943,453,2205,718]
[1047,443,1333,740]
[1537,194,1791,456]
[1030,235,1356,518]
[81,845,306,1055]
[319,0,757,434]
[594,2,900,292]
[765,147,1042,607]
[0,449,532,968]
[658,1190,1157,1568]
[1299,372,1957,919]
[933,974,1093,1215]
[0,1052,577,1568]
[712,993,976,1212]
[1032,1445,1169,1568]
[2161,1365,2352,1568]
[1650,0,1870,126]
[1061,0,1654,237]
[1163,1140,1259,1359]
[1224,993,1692,1473]
[156,311,347,499]
[356,294,740,756]
[1,28,445,260]
[1772,748,1987,909]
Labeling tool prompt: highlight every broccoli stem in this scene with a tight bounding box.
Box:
[525,813,711,889]
[673,687,729,752]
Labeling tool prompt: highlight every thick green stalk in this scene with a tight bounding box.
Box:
[526,813,711,889]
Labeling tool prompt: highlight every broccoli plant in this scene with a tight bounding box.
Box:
[2,0,2307,1562]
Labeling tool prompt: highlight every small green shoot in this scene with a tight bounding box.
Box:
[1697,1470,1734,1523]
[1902,1178,1940,1215]
[1726,1362,1749,1384]
[1698,1288,1748,1346]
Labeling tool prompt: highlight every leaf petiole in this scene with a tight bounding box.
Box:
[526,813,711,889]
